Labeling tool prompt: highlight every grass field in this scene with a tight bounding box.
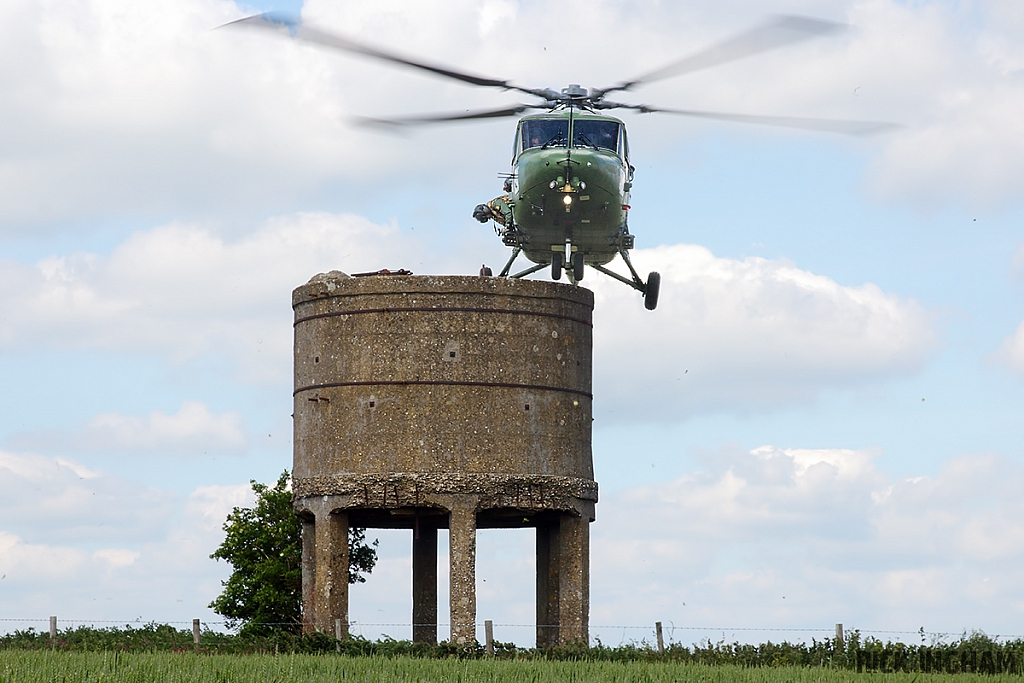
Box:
[2,651,1023,683]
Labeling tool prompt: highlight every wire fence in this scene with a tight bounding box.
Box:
[3,617,1022,643]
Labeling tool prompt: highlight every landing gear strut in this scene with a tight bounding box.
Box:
[590,249,661,310]
[495,242,659,310]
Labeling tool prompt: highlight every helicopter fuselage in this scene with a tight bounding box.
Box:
[506,110,633,268]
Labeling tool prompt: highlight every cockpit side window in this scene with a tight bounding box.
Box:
[572,120,620,154]
[520,119,569,151]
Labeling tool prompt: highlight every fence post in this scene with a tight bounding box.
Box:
[49,616,57,640]
[485,620,494,655]
[335,618,343,653]
[835,623,844,648]
[656,621,665,654]
[193,619,200,645]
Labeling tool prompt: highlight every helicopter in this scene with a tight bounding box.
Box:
[223,13,894,310]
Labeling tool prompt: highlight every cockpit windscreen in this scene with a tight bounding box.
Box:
[572,120,620,153]
[521,119,569,150]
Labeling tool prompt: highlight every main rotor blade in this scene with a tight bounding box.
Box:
[606,102,898,136]
[351,104,541,128]
[595,15,845,97]
[220,13,555,100]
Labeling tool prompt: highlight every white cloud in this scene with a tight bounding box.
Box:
[2,0,1023,232]
[0,223,935,417]
[0,213,425,383]
[591,447,1024,635]
[0,450,174,544]
[0,450,252,622]
[93,548,141,568]
[0,531,87,581]
[11,401,246,454]
[993,320,1024,376]
[4,444,1024,642]
[1013,243,1024,273]
[592,244,936,421]
[857,1,1024,206]
[84,402,245,451]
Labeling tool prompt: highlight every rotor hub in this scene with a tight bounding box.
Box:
[561,84,589,99]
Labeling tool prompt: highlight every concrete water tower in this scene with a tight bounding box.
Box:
[291,273,596,646]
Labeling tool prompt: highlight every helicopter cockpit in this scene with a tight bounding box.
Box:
[515,117,628,160]
[518,119,568,151]
[571,119,620,153]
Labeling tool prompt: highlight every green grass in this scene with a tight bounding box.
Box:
[1,651,1022,683]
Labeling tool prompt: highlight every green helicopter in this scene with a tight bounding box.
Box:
[223,14,894,310]
[471,107,640,297]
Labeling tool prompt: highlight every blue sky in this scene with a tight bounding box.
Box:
[2,0,1024,646]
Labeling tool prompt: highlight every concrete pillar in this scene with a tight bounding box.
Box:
[448,505,477,644]
[412,523,438,644]
[301,517,316,633]
[314,509,349,635]
[536,519,560,648]
[557,513,589,645]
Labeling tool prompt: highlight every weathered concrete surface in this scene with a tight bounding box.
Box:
[536,518,560,648]
[293,274,596,646]
[307,499,349,636]
[292,274,593,480]
[448,502,478,645]
[293,472,596,514]
[557,514,590,644]
[412,524,438,644]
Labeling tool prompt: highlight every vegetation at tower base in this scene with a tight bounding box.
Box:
[3,626,1024,675]
[208,471,378,636]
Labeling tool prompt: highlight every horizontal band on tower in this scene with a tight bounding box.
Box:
[293,306,593,327]
[292,471,599,506]
[294,379,593,399]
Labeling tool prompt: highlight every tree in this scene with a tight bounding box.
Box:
[209,471,377,635]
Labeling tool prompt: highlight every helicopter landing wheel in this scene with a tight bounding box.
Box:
[571,252,585,281]
[644,271,661,310]
[551,251,563,280]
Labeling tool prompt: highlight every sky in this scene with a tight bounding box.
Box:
[3,0,1024,648]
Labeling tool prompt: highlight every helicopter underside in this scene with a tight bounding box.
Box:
[509,147,630,269]
[482,144,661,308]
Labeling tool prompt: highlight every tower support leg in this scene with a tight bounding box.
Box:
[557,513,589,645]
[313,508,349,636]
[448,505,477,644]
[301,517,317,633]
[412,523,438,644]
[536,517,561,648]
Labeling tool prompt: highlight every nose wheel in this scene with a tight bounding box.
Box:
[551,251,563,280]
[571,252,585,281]
[553,248,585,282]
